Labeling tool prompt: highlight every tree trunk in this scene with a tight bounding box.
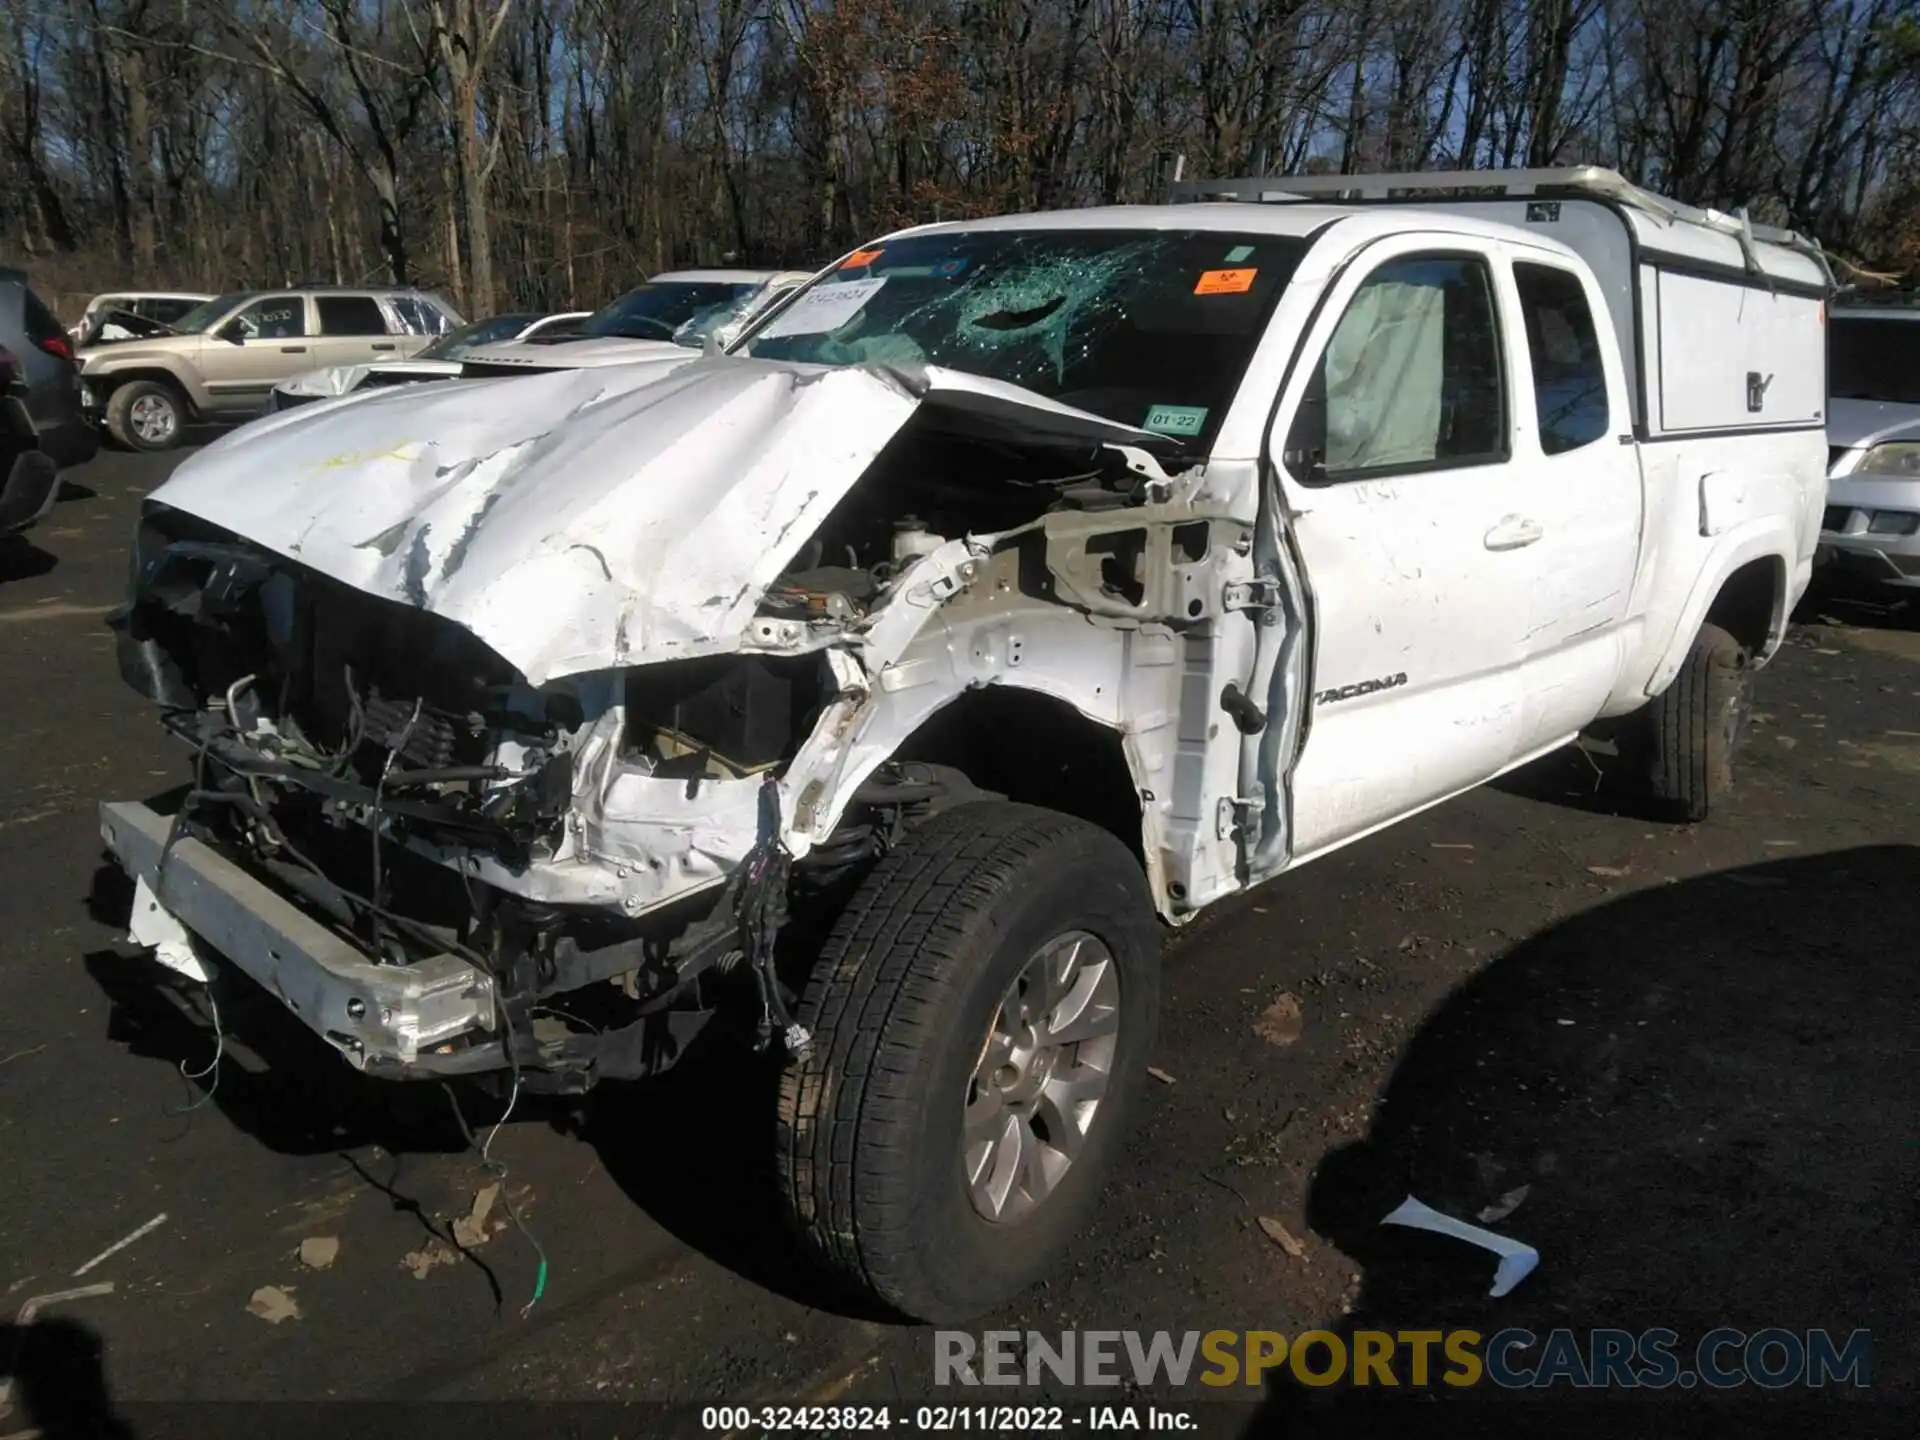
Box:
[445,169,465,304]
[457,77,493,312]
[122,44,155,268]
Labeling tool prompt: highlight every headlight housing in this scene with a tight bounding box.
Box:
[1857,442,1920,477]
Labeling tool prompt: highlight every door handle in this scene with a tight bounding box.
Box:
[280,345,307,353]
[1483,515,1543,551]
[371,342,396,351]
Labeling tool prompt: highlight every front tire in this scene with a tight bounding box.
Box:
[776,801,1161,1323]
[105,379,186,452]
[1642,622,1753,822]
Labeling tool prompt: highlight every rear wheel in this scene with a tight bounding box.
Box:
[106,379,185,452]
[775,801,1161,1323]
[1640,622,1753,822]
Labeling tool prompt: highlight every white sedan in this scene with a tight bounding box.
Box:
[267,309,589,412]
[454,269,815,374]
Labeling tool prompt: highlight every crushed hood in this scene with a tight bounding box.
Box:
[81,309,179,346]
[279,359,466,397]
[144,356,1174,686]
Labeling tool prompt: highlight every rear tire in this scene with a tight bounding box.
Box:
[1641,622,1752,822]
[776,801,1161,1324]
[105,379,186,452]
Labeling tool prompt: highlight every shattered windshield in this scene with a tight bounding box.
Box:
[736,229,1307,445]
[1829,317,1920,405]
[578,281,760,343]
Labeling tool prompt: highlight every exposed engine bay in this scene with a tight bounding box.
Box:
[100,366,1260,1092]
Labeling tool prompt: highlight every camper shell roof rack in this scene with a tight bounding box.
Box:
[1167,165,1834,284]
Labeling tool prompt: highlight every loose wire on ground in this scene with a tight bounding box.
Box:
[443,998,550,1319]
[164,977,225,1116]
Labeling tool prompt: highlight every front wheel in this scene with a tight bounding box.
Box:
[776,801,1161,1324]
[105,379,186,452]
[1640,621,1753,822]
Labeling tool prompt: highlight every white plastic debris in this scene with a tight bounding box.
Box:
[128,876,211,982]
[1476,1185,1531,1224]
[73,1212,167,1276]
[1381,1194,1538,1298]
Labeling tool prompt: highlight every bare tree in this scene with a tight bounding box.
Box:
[427,0,514,312]
[6,0,1919,321]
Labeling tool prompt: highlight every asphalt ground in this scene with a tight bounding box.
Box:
[2,440,1916,1439]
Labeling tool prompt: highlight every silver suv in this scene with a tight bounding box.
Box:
[78,287,463,451]
[1819,296,1920,593]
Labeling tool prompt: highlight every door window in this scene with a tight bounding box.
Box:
[1512,262,1610,455]
[232,296,307,340]
[1292,255,1507,481]
[317,295,392,336]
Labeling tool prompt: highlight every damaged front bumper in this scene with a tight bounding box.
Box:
[99,798,502,1077]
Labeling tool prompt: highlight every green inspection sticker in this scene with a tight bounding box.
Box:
[1224,244,1255,263]
[1143,404,1208,436]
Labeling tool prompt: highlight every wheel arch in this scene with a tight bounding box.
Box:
[1643,534,1791,699]
[1704,555,1785,659]
[883,683,1170,917]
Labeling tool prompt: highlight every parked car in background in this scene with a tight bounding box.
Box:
[1818,295,1920,594]
[0,345,62,537]
[267,309,590,413]
[77,286,463,451]
[70,291,216,348]
[456,269,813,376]
[1,266,97,468]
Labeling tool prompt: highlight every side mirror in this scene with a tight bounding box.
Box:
[217,318,246,344]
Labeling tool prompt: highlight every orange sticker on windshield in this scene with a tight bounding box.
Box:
[1195,268,1257,295]
[841,248,884,269]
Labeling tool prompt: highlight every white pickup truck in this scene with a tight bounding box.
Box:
[100,166,1830,1326]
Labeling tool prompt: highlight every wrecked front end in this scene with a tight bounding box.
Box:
[97,383,1126,1097]
[101,502,959,1090]
[97,353,1241,1093]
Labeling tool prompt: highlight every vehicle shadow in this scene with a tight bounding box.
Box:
[0,1315,137,1440]
[0,535,57,581]
[79,857,879,1316]
[1794,573,1920,632]
[1241,846,1919,1435]
[1486,737,1650,821]
[569,1020,894,1319]
[81,859,470,1158]
[183,422,238,449]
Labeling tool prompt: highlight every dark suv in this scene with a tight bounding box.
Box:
[0,345,60,537]
[0,267,97,468]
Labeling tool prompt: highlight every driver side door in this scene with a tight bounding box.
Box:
[203,294,313,414]
[1270,236,1537,861]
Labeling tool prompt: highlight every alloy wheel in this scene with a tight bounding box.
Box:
[963,930,1121,1224]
